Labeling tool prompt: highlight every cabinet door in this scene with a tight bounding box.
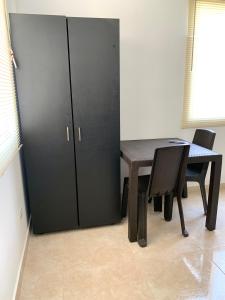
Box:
[68,18,120,227]
[10,14,78,233]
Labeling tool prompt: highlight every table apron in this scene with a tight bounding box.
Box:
[121,155,222,168]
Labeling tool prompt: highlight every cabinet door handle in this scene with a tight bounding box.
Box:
[78,127,82,142]
[66,126,70,142]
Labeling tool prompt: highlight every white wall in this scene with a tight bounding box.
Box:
[0,3,29,300]
[10,0,225,183]
[7,0,17,12]
[0,153,29,300]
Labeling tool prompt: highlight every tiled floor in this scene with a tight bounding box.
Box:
[18,187,225,300]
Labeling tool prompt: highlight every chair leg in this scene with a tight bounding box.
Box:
[121,178,129,218]
[176,195,189,237]
[199,181,207,215]
[138,192,148,247]
[154,196,163,212]
[164,193,174,222]
[182,182,188,198]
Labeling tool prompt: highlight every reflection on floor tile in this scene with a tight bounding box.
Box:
[206,246,225,275]
[18,187,225,300]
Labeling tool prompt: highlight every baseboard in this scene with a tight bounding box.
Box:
[13,217,31,300]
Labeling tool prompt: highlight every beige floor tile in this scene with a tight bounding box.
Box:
[204,246,225,275]
[18,188,225,300]
[19,233,65,300]
[19,270,63,300]
[149,255,225,300]
[63,284,156,300]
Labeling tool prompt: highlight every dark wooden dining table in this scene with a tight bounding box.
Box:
[120,138,222,243]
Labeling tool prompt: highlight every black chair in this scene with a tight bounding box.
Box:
[122,145,190,247]
[182,129,216,215]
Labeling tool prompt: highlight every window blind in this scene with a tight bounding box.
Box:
[0,0,20,176]
[183,0,225,128]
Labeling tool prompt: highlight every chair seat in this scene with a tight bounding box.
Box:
[185,166,201,181]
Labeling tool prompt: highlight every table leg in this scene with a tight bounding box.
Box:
[138,192,148,247]
[206,156,222,231]
[128,163,139,242]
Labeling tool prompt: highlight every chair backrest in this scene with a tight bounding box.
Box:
[148,144,190,197]
[191,129,216,177]
[193,129,216,150]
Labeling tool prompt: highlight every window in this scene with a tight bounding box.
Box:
[0,0,20,176]
[183,0,225,128]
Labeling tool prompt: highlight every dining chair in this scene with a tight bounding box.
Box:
[121,145,190,247]
[182,129,216,215]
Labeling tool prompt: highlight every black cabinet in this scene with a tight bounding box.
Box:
[68,18,120,227]
[10,14,120,233]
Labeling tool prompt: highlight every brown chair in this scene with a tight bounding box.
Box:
[182,129,216,214]
[121,145,190,247]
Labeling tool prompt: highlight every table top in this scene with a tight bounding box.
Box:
[121,138,221,166]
